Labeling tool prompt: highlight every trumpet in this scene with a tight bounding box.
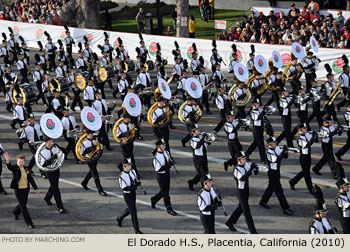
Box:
[200,131,217,142]
[239,118,251,128]
[264,105,277,115]
[287,147,300,153]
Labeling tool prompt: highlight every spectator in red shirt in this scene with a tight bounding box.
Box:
[0,11,4,20]
[298,6,310,24]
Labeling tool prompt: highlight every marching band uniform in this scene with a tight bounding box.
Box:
[246,59,254,76]
[64,35,75,61]
[45,40,57,72]
[39,138,65,213]
[69,70,84,111]
[264,70,282,112]
[223,116,242,169]
[84,82,95,107]
[56,64,67,78]
[172,72,188,102]
[213,89,229,133]
[291,91,311,136]
[80,131,107,196]
[93,91,113,151]
[172,60,183,82]
[39,52,47,72]
[198,69,211,114]
[233,84,247,119]
[151,140,177,216]
[17,56,29,83]
[191,56,201,76]
[11,97,28,129]
[323,78,338,121]
[306,83,323,128]
[180,98,198,146]
[113,73,129,99]
[76,55,87,72]
[286,60,302,95]
[302,52,318,92]
[276,94,294,147]
[250,75,264,105]
[226,154,258,234]
[336,109,350,160]
[312,121,338,176]
[152,97,171,152]
[0,41,9,65]
[6,157,38,229]
[50,93,65,119]
[197,177,219,234]
[309,209,335,234]
[212,65,225,88]
[8,35,18,64]
[260,138,292,215]
[336,67,350,111]
[289,129,316,193]
[335,180,350,233]
[210,50,222,73]
[245,104,267,163]
[61,109,79,162]
[117,163,142,234]
[135,67,152,109]
[33,66,47,105]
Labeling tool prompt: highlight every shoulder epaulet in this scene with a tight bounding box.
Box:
[197,188,205,197]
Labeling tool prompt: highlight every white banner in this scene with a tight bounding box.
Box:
[0,20,349,80]
[214,20,227,30]
[251,6,350,20]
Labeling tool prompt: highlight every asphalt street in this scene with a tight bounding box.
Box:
[0,48,348,234]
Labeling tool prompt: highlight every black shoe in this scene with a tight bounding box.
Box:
[70,108,76,111]
[99,191,107,196]
[137,135,143,140]
[41,174,47,179]
[207,111,212,115]
[27,224,34,229]
[170,125,176,129]
[112,93,117,99]
[312,168,322,176]
[181,139,186,147]
[106,147,113,151]
[135,230,143,234]
[0,190,7,195]
[58,208,66,213]
[225,221,237,232]
[44,197,53,206]
[151,197,156,209]
[188,180,194,191]
[167,209,177,216]
[116,217,122,227]
[18,143,23,150]
[259,202,271,209]
[10,124,16,129]
[289,180,295,190]
[81,183,89,190]
[337,104,341,112]
[283,209,293,215]
[224,162,229,172]
[335,153,342,161]
[13,213,19,220]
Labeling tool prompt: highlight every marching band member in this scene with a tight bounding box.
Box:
[80,129,107,196]
[276,91,294,147]
[64,26,75,66]
[135,65,152,109]
[264,67,282,113]
[323,71,338,121]
[188,127,210,190]
[69,67,84,111]
[233,82,247,119]
[223,113,243,171]
[336,57,349,112]
[137,35,148,63]
[213,88,230,133]
[102,33,113,63]
[152,96,171,153]
[116,159,143,234]
[250,72,264,105]
[151,140,177,216]
[245,102,267,163]
[336,104,350,160]
[19,113,44,177]
[246,46,255,76]
[197,176,220,234]
[45,35,57,72]
[228,52,239,74]
[285,56,302,95]
[61,107,80,162]
[226,152,258,234]
[302,51,319,92]
[56,59,67,78]
[212,63,225,89]
[180,97,198,147]
[335,179,350,233]
[117,114,137,172]
[210,41,223,73]
[291,88,311,137]
[198,66,212,114]
[7,32,18,64]
[289,126,316,193]
[38,44,47,72]
[43,73,52,106]
[50,89,65,119]
[0,38,9,65]
[10,94,27,129]
[259,137,293,215]
[312,119,338,176]
[172,70,188,102]
[93,89,113,151]
[33,64,47,105]
[172,57,183,82]
[306,80,323,128]
[4,152,39,229]
[113,71,129,100]
[0,143,7,195]
[5,82,13,113]
[309,208,336,234]
[40,136,66,213]
[191,51,201,76]
[99,51,113,95]
[76,50,87,72]
[84,79,96,107]
[17,53,29,84]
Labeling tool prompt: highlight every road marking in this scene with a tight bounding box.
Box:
[35,173,249,234]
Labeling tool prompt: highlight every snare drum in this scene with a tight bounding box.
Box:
[49,77,70,93]
[125,60,135,72]
[13,83,36,104]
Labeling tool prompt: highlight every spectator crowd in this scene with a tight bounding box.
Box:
[0,0,77,26]
[217,2,350,49]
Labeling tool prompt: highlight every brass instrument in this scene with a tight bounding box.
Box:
[265,105,277,115]
[228,84,251,107]
[283,52,303,81]
[264,59,280,92]
[245,66,256,88]
[324,82,342,108]
[85,59,91,71]
[200,131,217,142]
[112,118,137,144]
[167,73,174,84]
[8,48,13,63]
[35,142,65,172]
[147,102,172,127]
[75,132,103,163]
[287,147,300,153]
[178,101,202,125]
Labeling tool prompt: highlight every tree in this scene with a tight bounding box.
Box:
[76,0,100,29]
[176,0,189,37]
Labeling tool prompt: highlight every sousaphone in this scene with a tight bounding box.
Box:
[228,63,251,107]
[75,107,103,163]
[147,78,172,127]
[35,114,65,172]
[113,93,141,144]
[178,78,203,125]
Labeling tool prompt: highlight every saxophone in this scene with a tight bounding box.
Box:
[324,82,342,108]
